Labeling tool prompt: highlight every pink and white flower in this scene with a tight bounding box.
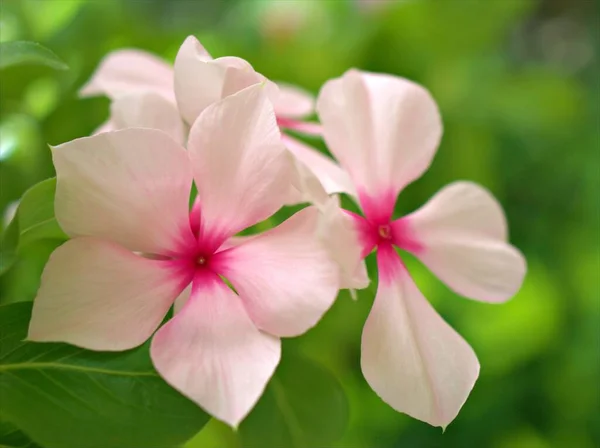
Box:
[27,85,339,427]
[315,69,527,427]
[80,36,353,198]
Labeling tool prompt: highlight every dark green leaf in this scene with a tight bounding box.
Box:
[239,349,349,448]
[1,178,67,275]
[0,42,68,70]
[0,302,210,448]
[0,419,42,448]
[0,217,20,276]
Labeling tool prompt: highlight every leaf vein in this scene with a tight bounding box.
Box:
[3,371,76,415]
[37,370,98,412]
[0,363,157,377]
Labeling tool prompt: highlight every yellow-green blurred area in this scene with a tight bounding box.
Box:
[0,0,598,447]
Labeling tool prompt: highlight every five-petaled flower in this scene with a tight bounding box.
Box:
[27,85,339,428]
[310,69,527,428]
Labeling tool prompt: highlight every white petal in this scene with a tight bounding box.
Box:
[286,151,330,206]
[214,207,339,337]
[28,237,189,351]
[361,246,479,427]
[283,135,356,198]
[92,120,115,135]
[187,84,291,247]
[402,182,526,302]
[317,69,442,199]
[282,162,367,291]
[151,274,280,427]
[173,284,191,316]
[110,92,186,145]
[52,129,195,256]
[174,36,264,125]
[80,49,174,101]
[317,196,369,290]
[401,181,508,241]
[273,82,315,118]
[412,237,526,303]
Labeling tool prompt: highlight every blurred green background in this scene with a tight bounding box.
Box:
[0,0,598,447]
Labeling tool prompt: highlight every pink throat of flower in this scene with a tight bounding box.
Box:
[159,204,233,286]
[378,224,392,240]
[349,192,424,259]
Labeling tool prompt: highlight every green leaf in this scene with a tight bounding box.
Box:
[0,218,19,276]
[1,178,67,275]
[0,419,42,448]
[238,349,349,447]
[0,302,210,448]
[0,41,68,70]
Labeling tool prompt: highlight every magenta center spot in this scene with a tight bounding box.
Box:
[378,224,392,240]
[192,250,214,270]
[347,207,424,258]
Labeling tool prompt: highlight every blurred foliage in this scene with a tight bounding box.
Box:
[0,41,68,70]
[0,0,598,447]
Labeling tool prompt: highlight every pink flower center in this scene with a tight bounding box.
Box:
[378,224,392,240]
[348,190,423,259]
[161,205,232,284]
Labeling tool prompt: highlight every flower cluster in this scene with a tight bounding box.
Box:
[27,36,526,429]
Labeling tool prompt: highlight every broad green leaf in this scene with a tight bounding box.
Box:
[0,302,210,448]
[0,217,19,275]
[0,178,67,275]
[0,41,68,70]
[238,349,349,447]
[0,420,42,448]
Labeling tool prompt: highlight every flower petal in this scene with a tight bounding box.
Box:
[213,207,339,337]
[174,36,264,125]
[280,120,323,136]
[273,82,315,118]
[92,120,115,135]
[348,262,370,293]
[80,49,174,101]
[361,246,479,428]
[52,129,195,256]
[151,273,280,427]
[28,237,190,351]
[173,284,191,316]
[401,182,526,302]
[187,84,291,246]
[283,163,367,291]
[399,181,508,241]
[316,69,442,199]
[286,152,330,206]
[283,135,356,198]
[317,196,369,290]
[110,92,185,145]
